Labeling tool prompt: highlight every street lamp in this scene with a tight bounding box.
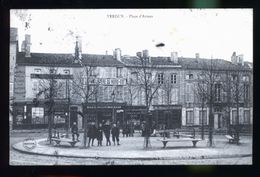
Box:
[111,90,116,123]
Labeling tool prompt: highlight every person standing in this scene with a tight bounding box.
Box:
[111,123,120,145]
[96,123,103,146]
[71,122,79,141]
[87,122,97,147]
[122,124,127,137]
[103,121,111,146]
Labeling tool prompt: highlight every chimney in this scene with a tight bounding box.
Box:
[136,51,143,58]
[24,34,31,57]
[21,41,26,52]
[114,48,121,61]
[10,28,18,42]
[231,52,237,64]
[195,53,200,59]
[143,50,149,58]
[75,36,82,60]
[170,52,178,64]
[237,54,244,66]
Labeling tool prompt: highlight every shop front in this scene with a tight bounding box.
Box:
[122,106,147,130]
[153,105,182,130]
[82,102,127,127]
[13,101,69,129]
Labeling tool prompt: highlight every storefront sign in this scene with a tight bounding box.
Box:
[14,66,26,99]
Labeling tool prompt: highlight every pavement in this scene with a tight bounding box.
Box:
[12,134,252,162]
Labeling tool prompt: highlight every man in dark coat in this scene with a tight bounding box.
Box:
[88,122,97,147]
[96,123,103,146]
[71,122,79,141]
[111,123,120,145]
[122,124,127,137]
[103,121,111,146]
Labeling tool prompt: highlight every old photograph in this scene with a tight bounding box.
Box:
[9,9,253,165]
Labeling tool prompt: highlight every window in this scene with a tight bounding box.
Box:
[117,86,123,100]
[106,79,111,85]
[90,78,96,84]
[244,110,250,124]
[199,110,207,125]
[215,83,221,102]
[34,68,41,74]
[186,111,194,125]
[242,75,249,82]
[232,74,238,81]
[186,83,193,103]
[57,81,66,98]
[186,74,193,80]
[89,86,96,101]
[118,79,126,85]
[50,68,56,74]
[107,69,112,78]
[104,86,112,101]
[90,67,97,76]
[158,73,164,84]
[171,88,178,104]
[32,81,39,96]
[64,69,70,75]
[244,84,250,102]
[116,67,123,78]
[232,110,238,125]
[171,74,177,84]
[31,107,44,124]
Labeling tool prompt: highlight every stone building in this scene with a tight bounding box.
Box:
[9,28,19,129]
[11,33,253,132]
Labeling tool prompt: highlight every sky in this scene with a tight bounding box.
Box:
[10,9,253,62]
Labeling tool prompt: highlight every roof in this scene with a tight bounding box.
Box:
[10,28,18,42]
[16,52,124,67]
[121,56,181,66]
[16,52,252,71]
[121,55,251,71]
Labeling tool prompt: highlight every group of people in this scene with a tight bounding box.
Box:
[71,121,120,147]
[122,124,134,137]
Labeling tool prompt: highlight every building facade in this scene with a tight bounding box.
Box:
[9,28,19,129]
[11,33,253,132]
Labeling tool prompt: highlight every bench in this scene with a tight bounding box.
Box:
[225,135,239,143]
[51,137,80,147]
[173,133,195,139]
[157,138,202,148]
[152,129,195,139]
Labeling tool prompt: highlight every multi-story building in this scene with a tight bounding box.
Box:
[121,51,253,131]
[12,35,128,129]
[11,33,253,131]
[10,28,19,129]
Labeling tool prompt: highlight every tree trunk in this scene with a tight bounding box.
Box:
[201,103,205,140]
[83,103,88,148]
[48,109,54,144]
[83,117,87,147]
[208,82,214,147]
[208,108,214,147]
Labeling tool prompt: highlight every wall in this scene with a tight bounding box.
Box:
[25,66,73,99]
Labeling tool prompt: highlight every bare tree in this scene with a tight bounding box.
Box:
[195,59,222,147]
[34,67,65,144]
[71,61,100,148]
[195,73,207,140]
[220,70,234,135]
[228,69,246,144]
[130,50,161,148]
[160,73,175,131]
